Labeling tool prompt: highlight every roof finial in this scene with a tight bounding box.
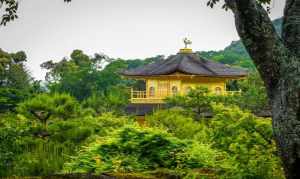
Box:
[183,37,192,48]
[179,38,193,53]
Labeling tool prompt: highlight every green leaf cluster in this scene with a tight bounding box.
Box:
[64,125,224,177]
[17,93,79,128]
[145,104,284,178]
[0,49,34,112]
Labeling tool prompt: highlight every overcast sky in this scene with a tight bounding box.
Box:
[0,0,286,80]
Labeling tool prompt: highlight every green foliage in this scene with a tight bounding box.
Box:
[11,141,74,176]
[198,49,255,70]
[166,86,217,119]
[0,114,22,176]
[64,125,224,177]
[0,49,33,112]
[92,113,133,136]
[41,50,163,101]
[0,87,26,112]
[0,49,30,88]
[222,73,269,114]
[41,50,107,100]
[26,113,120,175]
[236,72,269,113]
[17,93,79,128]
[146,108,209,142]
[0,47,280,177]
[0,112,75,176]
[209,104,283,178]
[0,95,283,178]
[48,113,133,140]
[0,104,132,176]
[145,104,283,178]
[96,60,128,89]
[215,73,269,114]
[81,86,129,115]
[48,120,93,144]
[47,112,132,144]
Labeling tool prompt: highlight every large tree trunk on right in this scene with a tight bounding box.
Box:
[271,79,300,178]
[268,4,300,176]
[225,0,300,178]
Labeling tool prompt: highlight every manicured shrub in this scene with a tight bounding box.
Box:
[64,125,225,177]
[146,108,211,143]
[17,93,79,128]
[48,120,93,144]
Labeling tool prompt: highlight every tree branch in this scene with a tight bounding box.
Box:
[282,0,300,57]
[225,0,286,95]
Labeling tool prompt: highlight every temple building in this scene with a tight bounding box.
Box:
[121,39,247,116]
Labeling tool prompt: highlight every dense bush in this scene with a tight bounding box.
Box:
[0,113,78,176]
[17,93,80,128]
[209,104,283,178]
[146,108,211,143]
[81,86,129,115]
[64,125,227,177]
[236,72,269,113]
[146,104,284,178]
[0,107,134,176]
[0,114,22,176]
[165,86,214,119]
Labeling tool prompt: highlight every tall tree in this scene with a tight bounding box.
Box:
[207,0,300,178]
[41,50,109,100]
[0,49,32,111]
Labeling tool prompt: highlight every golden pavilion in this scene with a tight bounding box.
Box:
[122,39,247,107]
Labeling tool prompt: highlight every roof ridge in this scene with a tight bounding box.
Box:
[187,55,217,75]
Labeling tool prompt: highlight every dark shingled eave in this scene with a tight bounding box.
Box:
[121,53,248,78]
[125,103,271,117]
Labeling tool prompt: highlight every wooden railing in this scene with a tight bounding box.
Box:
[131,89,165,103]
[130,89,242,104]
[225,90,242,96]
[131,90,146,99]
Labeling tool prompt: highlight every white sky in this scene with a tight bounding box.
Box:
[0,0,285,80]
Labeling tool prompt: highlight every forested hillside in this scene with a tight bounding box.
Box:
[197,18,282,69]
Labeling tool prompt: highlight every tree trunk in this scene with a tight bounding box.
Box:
[271,80,300,178]
[274,1,300,172]
[224,0,300,178]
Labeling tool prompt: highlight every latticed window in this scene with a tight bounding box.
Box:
[149,87,155,97]
[215,87,222,95]
[172,86,178,95]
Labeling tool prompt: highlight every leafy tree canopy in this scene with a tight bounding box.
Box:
[17,93,79,129]
[0,49,33,112]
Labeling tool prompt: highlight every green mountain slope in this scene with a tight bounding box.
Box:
[196,18,283,69]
